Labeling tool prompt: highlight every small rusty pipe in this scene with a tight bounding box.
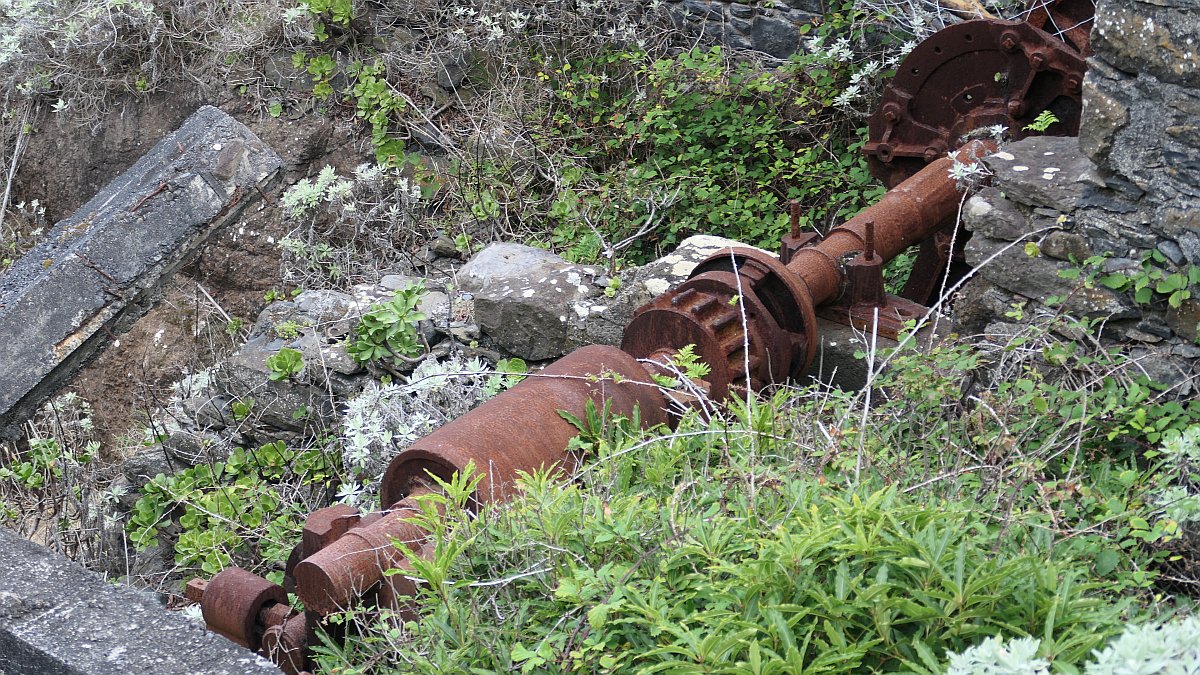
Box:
[785,140,995,305]
[293,495,431,616]
[379,344,669,509]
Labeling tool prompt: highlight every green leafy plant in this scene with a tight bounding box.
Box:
[484,357,527,397]
[265,347,306,381]
[274,320,305,340]
[127,442,337,576]
[347,282,427,366]
[539,28,886,262]
[1024,109,1061,133]
[650,343,712,388]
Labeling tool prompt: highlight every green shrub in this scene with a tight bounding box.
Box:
[312,399,1129,673]
[347,282,427,366]
[127,442,337,576]
[539,27,886,263]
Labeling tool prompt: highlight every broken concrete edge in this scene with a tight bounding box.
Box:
[0,526,281,675]
[0,105,283,439]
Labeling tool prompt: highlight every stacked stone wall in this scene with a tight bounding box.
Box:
[958,0,1200,393]
[661,0,824,57]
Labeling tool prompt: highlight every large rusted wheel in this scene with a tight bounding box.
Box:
[689,247,819,377]
[864,20,1086,188]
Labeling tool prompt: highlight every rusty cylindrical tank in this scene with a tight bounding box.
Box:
[379,344,669,509]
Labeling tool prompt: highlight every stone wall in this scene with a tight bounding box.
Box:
[958,0,1200,393]
[662,0,823,58]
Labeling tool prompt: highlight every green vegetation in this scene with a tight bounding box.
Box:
[347,282,427,366]
[266,347,306,381]
[308,315,1200,673]
[1,1,1198,673]
[127,441,337,577]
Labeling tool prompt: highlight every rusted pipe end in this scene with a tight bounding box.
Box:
[261,612,309,675]
[200,567,287,651]
[293,505,428,616]
[184,577,208,604]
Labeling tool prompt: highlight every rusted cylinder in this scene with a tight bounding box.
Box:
[786,140,995,304]
[261,611,309,675]
[200,567,287,651]
[379,344,668,509]
[293,499,429,616]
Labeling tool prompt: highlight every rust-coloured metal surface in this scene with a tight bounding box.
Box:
[379,344,668,509]
[292,499,429,616]
[1024,0,1095,55]
[199,567,287,651]
[864,19,1086,188]
[261,613,308,675]
[624,141,993,389]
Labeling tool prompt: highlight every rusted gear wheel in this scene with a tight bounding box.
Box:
[622,248,816,399]
[689,247,819,377]
[864,19,1086,187]
[1023,0,1095,55]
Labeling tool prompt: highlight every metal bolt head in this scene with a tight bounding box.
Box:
[1001,34,1017,52]
[1007,100,1026,118]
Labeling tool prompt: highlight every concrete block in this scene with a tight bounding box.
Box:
[0,106,282,438]
[0,526,280,674]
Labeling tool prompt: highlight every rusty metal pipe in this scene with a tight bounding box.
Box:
[785,140,995,304]
[379,344,669,509]
[292,497,430,616]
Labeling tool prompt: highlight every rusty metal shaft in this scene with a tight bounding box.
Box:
[786,140,994,306]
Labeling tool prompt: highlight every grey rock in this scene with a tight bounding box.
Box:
[122,443,183,485]
[456,243,581,294]
[983,136,1102,210]
[1128,349,1194,396]
[435,51,471,90]
[1040,230,1092,262]
[1080,63,1130,164]
[730,3,754,19]
[965,235,1138,320]
[683,0,723,20]
[212,345,337,436]
[163,430,229,467]
[474,266,602,360]
[750,15,800,58]
[1158,239,1187,266]
[962,188,1031,241]
[1167,300,1200,343]
[1104,257,1141,274]
[430,235,460,258]
[380,274,422,291]
[1092,1,1200,88]
[1179,231,1200,265]
[1137,316,1174,339]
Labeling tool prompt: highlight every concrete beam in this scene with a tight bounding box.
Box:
[0,106,282,438]
[0,526,280,674]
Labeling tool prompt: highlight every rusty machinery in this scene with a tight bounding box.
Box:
[863,0,1092,304]
[187,3,1095,672]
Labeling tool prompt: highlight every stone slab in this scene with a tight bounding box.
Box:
[0,106,282,438]
[0,526,280,674]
